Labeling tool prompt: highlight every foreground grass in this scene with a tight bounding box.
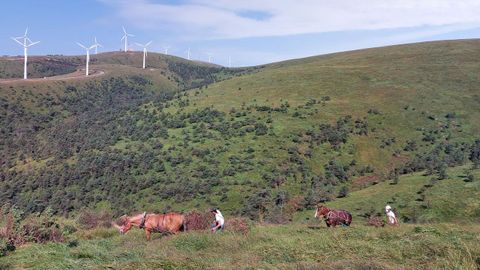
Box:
[1,166,479,269]
[1,223,479,270]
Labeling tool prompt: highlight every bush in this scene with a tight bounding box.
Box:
[367,215,385,227]
[0,239,15,257]
[465,171,475,182]
[77,209,112,230]
[225,218,250,235]
[185,210,211,231]
[21,210,64,244]
[337,186,349,198]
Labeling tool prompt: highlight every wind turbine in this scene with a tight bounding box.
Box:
[76,42,96,76]
[205,52,213,63]
[121,26,134,52]
[11,28,40,80]
[228,56,232,68]
[93,37,103,54]
[163,45,170,55]
[185,48,191,60]
[135,41,152,69]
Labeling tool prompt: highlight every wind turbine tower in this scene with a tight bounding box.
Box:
[186,48,191,60]
[206,52,213,63]
[163,46,170,55]
[121,26,134,52]
[135,41,152,69]
[76,42,96,76]
[93,37,103,54]
[11,28,40,80]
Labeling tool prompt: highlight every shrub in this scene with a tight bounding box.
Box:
[21,210,64,244]
[470,140,480,168]
[465,171,475,182]
[367,215,385,227]
[225,218,250,235]
[337,186,349,198]
[0,239,15,257]
[185,210,211,231]
[77,209,112,230]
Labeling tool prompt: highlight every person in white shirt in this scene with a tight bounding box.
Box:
[385,205,398,225]
[211,208,225,232]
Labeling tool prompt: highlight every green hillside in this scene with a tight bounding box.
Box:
[0,52,243,89]
[0,40,479,219]
[1,166,479,269]
[295,165,480,223]
[2,224,479,269]
[0,56,80,79]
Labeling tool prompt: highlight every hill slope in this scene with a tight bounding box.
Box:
[0,40,479,218]
[1,165,479,269]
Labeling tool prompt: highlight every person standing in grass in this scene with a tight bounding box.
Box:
[385,205,398,225]
[211,208,225,232]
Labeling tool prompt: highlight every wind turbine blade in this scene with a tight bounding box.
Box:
[128,33,135,37]
[24,27,28,37]
[76,42,87,49]
[135,42,144,47]
[122,26,127,34]
[89,45,97,50]
[98,43,103,47]
[121,36,125,41]
[11,37,24,46]
[146,41,152,47]
[26,37,33,44]
[26,41,40,47]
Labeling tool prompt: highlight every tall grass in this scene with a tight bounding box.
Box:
[1,223,478,269]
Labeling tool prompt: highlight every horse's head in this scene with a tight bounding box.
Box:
[111,215,133,234]
[112,212,146,234]
[314,205,330,218]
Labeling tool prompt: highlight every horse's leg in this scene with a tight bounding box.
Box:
[145,229,151,241]
[331,220,337,228]
[325,221,331,227]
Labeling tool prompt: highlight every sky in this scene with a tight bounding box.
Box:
[1,0,480,67]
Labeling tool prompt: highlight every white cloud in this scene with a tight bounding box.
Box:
[101,0,480,39]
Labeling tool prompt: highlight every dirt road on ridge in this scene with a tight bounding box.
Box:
[0,69,105,84]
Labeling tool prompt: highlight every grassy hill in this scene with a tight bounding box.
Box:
[0,165,478,269]
[1,39,480,269]
[0,51,242,89]
[0,40,479,219]
[0,56,80,79]
[294,164,480,223]
[1,224,479,269]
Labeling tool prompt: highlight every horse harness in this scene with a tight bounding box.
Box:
[139,214,146,229]
[139,214,168,233]
[325,209,349,225]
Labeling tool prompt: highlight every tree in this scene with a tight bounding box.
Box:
[242,189,271,222]
[470,140,480,168]
[337,186,349,198]
[465,171,475,182]
[437,163,448,180]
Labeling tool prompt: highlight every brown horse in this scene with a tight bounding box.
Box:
[112,212,186,240]
[314,205,352,227]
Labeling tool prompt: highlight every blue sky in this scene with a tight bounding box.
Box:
[1,0,480,67]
